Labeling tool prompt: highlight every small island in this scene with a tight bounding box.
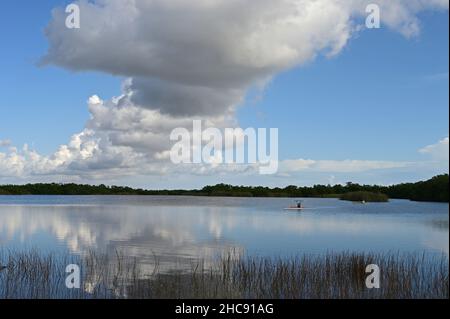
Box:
[340,191,389,203]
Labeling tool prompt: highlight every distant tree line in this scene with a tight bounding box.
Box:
[0,174,448,203]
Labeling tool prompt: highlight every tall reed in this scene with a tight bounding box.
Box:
[0,250,447,299]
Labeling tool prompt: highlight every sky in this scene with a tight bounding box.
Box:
[0,0,449,189]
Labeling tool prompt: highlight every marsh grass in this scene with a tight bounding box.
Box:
[0,250,447,299]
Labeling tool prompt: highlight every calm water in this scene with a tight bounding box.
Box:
[0,196,448,273]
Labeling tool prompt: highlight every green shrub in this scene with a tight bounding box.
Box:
[340,191,389,202]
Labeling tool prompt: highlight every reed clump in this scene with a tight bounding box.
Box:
[0,250,447,299]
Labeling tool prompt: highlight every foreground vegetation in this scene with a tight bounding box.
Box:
[0,174,448,203]
[340,191,389,202]
[0,250,448,299]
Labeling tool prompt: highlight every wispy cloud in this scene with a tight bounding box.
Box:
[419,137,449,161]
[279,159,414,175]
[0,139,11,147]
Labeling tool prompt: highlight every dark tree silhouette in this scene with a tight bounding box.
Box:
[0,174,448,203]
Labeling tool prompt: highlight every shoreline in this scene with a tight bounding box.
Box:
[1,174,448,203]
[0,193,449,204]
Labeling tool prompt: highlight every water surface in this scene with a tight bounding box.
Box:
[0,196,448,273]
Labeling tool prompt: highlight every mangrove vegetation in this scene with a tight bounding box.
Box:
[340,191,389,202]
[0,174,448,203]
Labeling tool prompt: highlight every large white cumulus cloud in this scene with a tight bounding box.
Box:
[40,0,449,118]
[42,0,360,116]
[0,94,238,180]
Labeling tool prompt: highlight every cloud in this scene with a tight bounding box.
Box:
[0,93,238,180]
[1,125,445,184]
[41,0,357,116]
[124,77,245,117]
[41,0,448,117]
[279,137,450,176]
[279,159,413,175]
[419,137,449,161]
[359,0,449,37]
[0,139,11,147]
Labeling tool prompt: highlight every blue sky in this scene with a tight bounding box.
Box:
[0,1,448,188]
[239,11,449,162]
[0,1,121,154]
